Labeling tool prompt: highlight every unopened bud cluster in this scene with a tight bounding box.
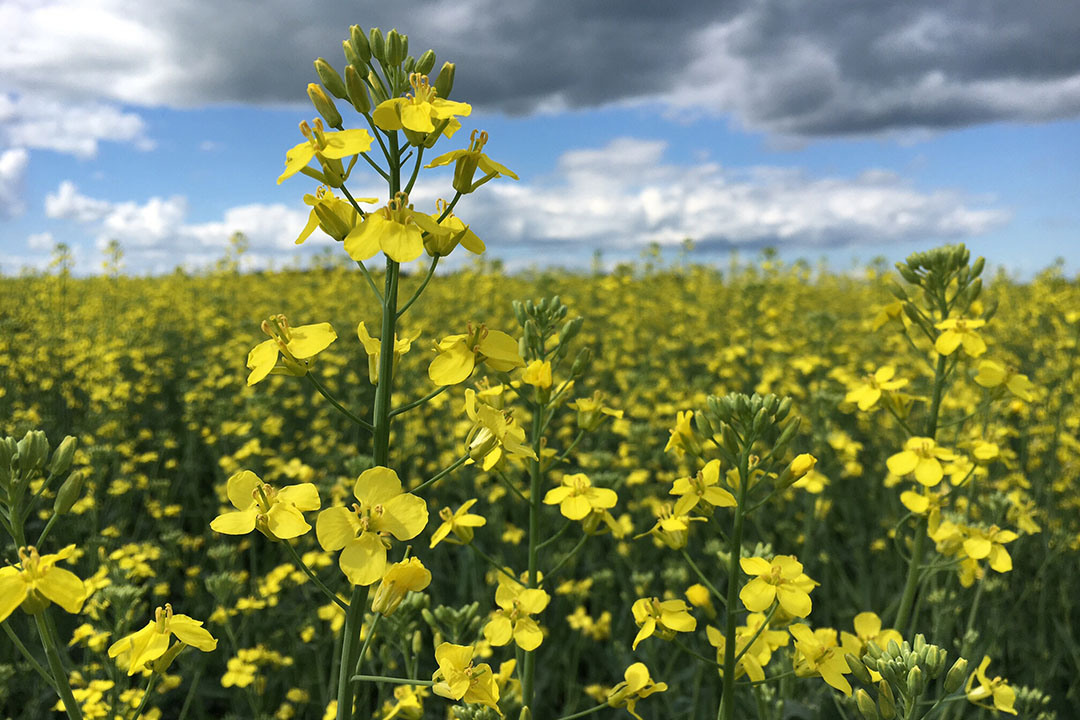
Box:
[850,634,966,720]
[1,431,81,525]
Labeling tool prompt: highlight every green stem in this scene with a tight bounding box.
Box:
[2,621,54,687]
[545,533,587,579]
[553,703,608,720]
[35,611,83,720]
[37,511,61,546]
[352,612,380,680]
[719,452,752,720]
[522,402,545,713]
[352,675,434,686]
[354,260,384,304]
[412,455,469,494]
[389,382,449,418]
[403,146,425,195]
[283,540,349,611]
[554,429,586,465]
[680,548,727,607]
[732,603,778,668]
[466,542,519,584]
[177,668,202,720]
[307,374,374,432]
[128,672,159,720]
[674,637,720,667]
[396,257,439,319]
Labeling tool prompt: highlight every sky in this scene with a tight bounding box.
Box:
[1,0,1079,277]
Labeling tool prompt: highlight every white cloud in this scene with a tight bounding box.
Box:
[42,139,1009,274]
[0,147,29,216]
[0,93,151,158]
[27,231,54,250]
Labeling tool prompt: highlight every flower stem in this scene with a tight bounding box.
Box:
[283,540,348,611]
[396,257,439,320]
[553,703,608,720]
[307,374,374,433]
[719,452,751,720]
[35,611,83,720]
[411,455,469,494]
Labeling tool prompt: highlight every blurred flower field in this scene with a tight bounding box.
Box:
[2,247,1078,719]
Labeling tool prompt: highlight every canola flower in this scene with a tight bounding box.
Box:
[277,119,374,185]
[315,466,428,585]
[483,573,550,651]
[371,557,431,616]
[705,613,788,683]
[428,325,524,386]
[357,321,420,386]
[739,555,815,617]
[426,129,518,195]
[630,597,697,649]
[885,437,957,487]
[606,662,667,720]
[542,472,617,521]
[429,498,486,548]
[844,366,908,411]
[247,315,337,386]
[966,655,1018,715]
[0,545,86,622]
[669,459,736,515]
[210,470,320,540]
[372,72,471,137]
[107,604,217,675]
[789,624,858,696]
[430,643,501,715]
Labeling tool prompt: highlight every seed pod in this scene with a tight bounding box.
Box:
[314,58,348,100]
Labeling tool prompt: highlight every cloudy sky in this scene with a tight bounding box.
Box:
[1,0,1079,276]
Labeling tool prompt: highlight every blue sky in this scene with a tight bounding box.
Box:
[1,1,1079,277]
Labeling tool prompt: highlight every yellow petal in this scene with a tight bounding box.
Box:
[277,141,316,184]
[343,215,384,262]
[37,567,86,614]
[0,570,28,622]
[226,470,262,511]
[886,450,918,477]
[428,340,475,386]
[320,128,374,159]
[267,504,312,539]
[378,220,424,264]
[478,330,524,371]
[339,533,387,586]
[246,339,280,386]
[168,614,218,651]
[210,508,258,535]
[277,483,321,512]
[316,507,359,551]
[484,615,513,646]
[379,493,429,541]
[739,579,776,612]
[354,466,403,507]
[286,323,337,359]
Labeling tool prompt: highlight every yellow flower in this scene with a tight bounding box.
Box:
[635,504,704,550]
[962,525,1018,573]
[422,198,486,257]
[630,597,696,650]
[483,573,550,651]
[426,129,518,194]
[372,558,432,616]
[357,321,420,385]
[431,643,501,715]
[277,119,374,185]
[429,499,487,548]
[378,684,428,720]
[567,391,623,431]
[934,317,987,357]
[372,73,471,137]
[429,325,524,386]
[247,315,337,386]
[844,366,908,411]
[739,555,815,618]
[789,624,858,696]
[966,656,1017,715]
[606,662,667,720]
[885,437,956,487]
[210,470,319,540]
[295,186,377,245]
[521,360,553,389]
[670,460,736,515]
[107,603,216,675]
[706,613,789,683]
[462,390,536,470]
[315,467,428,586]
[344,192,447,264]
[0,545,86,623]
[664,410,701,456]
[543,473,617,521]
[973,360,1036,401]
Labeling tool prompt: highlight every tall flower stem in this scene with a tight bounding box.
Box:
[718,450,751,720]
[35,611,83,720]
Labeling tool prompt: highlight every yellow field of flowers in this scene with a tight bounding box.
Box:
[1,246,1077,720]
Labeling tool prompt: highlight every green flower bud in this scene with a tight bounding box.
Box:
[907,666,924,696]
[53,469,85,515]
[18,430,49,479]
[415,49,436,75]
[314,58,348,99]
[943,657,968,693]
[855,689,880,720]
[343,39,362,69]
[434,62,455,99]
[48,436,77,478]
[971,256,985,278]
[385,29,405,66]
[307,83,342,129]
[559,316,583,344]
[349,25,371,64]
[368,27,385,62]
[570,347,591,378]
[751,406,769,435]
[345,65,371,114]
[847,653,872,686]
[775,396,792,422]
[878,680,896,720]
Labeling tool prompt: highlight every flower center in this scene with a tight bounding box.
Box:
[407,73,436,104]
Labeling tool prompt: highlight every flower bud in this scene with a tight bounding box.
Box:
[559,316,583,345]
[345,65,371,114]
[368,27,385,62]
[385,29,406,66]
[48,436,77,477]
[415,49,436,76]
[877,680,896,720]
[53,469,85,515]
[907,666,924,696]
[943,657,968,693]
[342,39,363,69]
[315,58,348,100]
[307,83,342,129]
[372,558,431,616]
[846,653,872,686]
[855,689,880,720]
[349,25,371,64]
[434,62,455,99]
[570,347,591,377]
[18,430,49,479]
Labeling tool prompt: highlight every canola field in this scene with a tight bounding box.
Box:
[1,246,1078,720]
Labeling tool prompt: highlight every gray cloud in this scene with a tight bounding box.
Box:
[3,0,1079,137]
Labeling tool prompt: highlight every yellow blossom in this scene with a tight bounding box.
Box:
[372,558,432,616]
[670,459,736,515]
[344,192,447,264]
[210,470,320,540]
[247,315,337,386]
[0,545,86,622]
[631,597,696,649]
[789,624,858,696]
[886,437,957,487]
[543,473,618,521]
[372,73,471,138]
[934,317,987,357]
[107,603,216,675]
[426,129,518,194]
[966,656,1017,715]
[974,360,1036,401]
[739,555,815,617]
[430,643,501,715]
[845,366,908,410]
[429,325,524,386]
[606,663,667,720]
[357,321,420,385]
[429,499,487,548]
[483,573,550,651]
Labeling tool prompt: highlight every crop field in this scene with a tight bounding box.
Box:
[1,246,1078,720]
[2,20,1080,720]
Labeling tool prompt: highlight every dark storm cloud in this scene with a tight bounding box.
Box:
[5,0,1079,137]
